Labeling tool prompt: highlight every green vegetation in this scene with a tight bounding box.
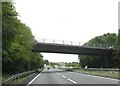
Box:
[74,69,118,79]
[2,74,11,82]
[60,67,118,79]
[44,60,49,65]
[9,73,34,84]
[49,62,79,68]
[79,33,118,68]
[2,1,44,77]
[2,73,35,84]
[64,62,79,68]
[117,29,120,68]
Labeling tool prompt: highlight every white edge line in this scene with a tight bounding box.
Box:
[68,72,119,81]
[79,73,119,81]
[57,73,61,75]
[61,75,66,78]
[67,78,77,84]
[26,71,43,86]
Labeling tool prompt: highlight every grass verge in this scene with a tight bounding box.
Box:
[2,74,12,82]
[2,73,35,84]
[74,69,119,79]
[60,68,119,79]
[10,73,35,84]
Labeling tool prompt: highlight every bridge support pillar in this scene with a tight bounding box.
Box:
[103,56,108,68]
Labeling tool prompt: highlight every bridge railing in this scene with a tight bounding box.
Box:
[36,38,81,46]
[35,38,115,49]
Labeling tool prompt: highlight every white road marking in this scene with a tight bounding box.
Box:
[26,71,43,86]
[56,73,61,76]
[57,73,61,75]
[61,75,66,78]
[67,78,77,84]
[57,73,77,84]
[79,72,119,81]
[68,72,119,81]
[56,72,78,84]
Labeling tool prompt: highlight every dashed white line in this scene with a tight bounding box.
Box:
[61,75,66,78]
[67,78,77,84]
[56,73,77,84]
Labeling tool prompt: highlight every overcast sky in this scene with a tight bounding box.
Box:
[14,0,119,62]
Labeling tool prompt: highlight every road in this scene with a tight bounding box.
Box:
[27,68,119,85]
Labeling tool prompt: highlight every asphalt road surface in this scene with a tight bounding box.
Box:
[27,68,119,85]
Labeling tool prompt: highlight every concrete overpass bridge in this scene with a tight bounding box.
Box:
[32,39,115,56]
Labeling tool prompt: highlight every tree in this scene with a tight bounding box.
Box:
[44,60,49,65]
[117,29,120,68]
[31,53,44,70]
[79,33,117,68]
[2,2,44,74]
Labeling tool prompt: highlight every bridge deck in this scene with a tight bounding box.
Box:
[32,42,114,55]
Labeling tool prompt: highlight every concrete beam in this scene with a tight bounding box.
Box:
[32,43,114,56]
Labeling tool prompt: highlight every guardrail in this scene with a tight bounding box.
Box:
[72,68,120,71]
[86,68,120,71]
[2,70,36,85]
[69,68,119,79]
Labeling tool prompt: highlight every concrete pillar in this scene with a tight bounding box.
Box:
[104,56,108,68]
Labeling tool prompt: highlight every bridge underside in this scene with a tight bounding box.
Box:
[32,43,114,56]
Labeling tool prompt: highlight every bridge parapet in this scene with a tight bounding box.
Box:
[36,38,80,46]
[35,38,115,49]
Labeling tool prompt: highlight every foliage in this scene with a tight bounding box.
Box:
[31,53,44,70]
[44,60,49,65]
[117,29,120,68]
[2,2,44,74]
[84,33,117,47]
[49,62,60,67]
[79,33,117,68]
[65,62,79,68]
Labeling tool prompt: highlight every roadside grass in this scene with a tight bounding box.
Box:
[10,73,34,84]
[2,73,35,84]
[0,77,1,81]
[2,74,12,82]
[59,68,119,79]
[74,69,119,79]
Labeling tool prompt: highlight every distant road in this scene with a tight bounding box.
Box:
[27,68,118,85]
